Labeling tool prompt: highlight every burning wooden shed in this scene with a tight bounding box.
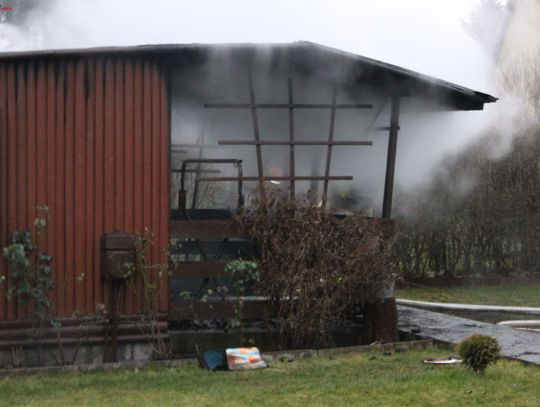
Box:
[0,42,495,364]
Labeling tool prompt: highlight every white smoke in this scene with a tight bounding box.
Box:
[0,0,506,210]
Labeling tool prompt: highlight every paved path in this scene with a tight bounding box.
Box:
[398,305,540,365]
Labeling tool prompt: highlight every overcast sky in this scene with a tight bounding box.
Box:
[1,0,502,92]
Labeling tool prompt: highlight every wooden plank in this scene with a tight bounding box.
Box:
[151,60,161,311]
[169,300,270,320]
[85,58,96,316]
[102,58,119,310]
[322,89,338,208]
[26,61,36,242]
[35,61,47,315]
[382,95,401,219]
[159,61,170,313]
[247,75,265,199]
[124,58,135,314]
[74,59,87,314]
[94,58,105,308]
[103,58,115,234]
[22,61,36,321]
[114,58,125,233]
[218,140,372,146]
[36,61,47,218]
[15,64,27,238]
[6,63,17,319]
[64,60,75,315]
[133,58,144,313]
[142,60,152,248]
[0,65,8,320]
[45,61,56,312]
[171,260,228,278]
[54,61,66,316]
[196,176,353,182]
[170,220,245,240]
[205,103,373,109]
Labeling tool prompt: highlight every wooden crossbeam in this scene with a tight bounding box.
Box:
[196,176,353,182]
[201,78,378,206]
[205,103,373,109]
[170,220,244,240]
[169,300,271,320]
[181,158,242,164]
[171,169,220,174]
[170,260,228,279]
[172,143,220,149]
[218,140,372,146]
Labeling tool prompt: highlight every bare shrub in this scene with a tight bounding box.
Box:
[394,125,540,278]
[236,196,396,348]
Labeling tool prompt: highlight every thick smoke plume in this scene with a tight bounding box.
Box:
[0,0,509,213]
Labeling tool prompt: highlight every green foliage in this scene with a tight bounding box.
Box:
[2,207,53,323]
[225,259,259,331]
[458,334,501,374]
[225,259,260,293]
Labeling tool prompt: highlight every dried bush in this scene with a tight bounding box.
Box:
[393,52,540,278]
[458,334,500,375]
[394,125,540,278]
[236,196,396,348]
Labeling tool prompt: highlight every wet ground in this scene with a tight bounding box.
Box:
[398,305,540,365]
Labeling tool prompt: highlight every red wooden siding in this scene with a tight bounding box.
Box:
[0,56,170,320]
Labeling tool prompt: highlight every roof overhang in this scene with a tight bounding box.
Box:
[0,41,497,111]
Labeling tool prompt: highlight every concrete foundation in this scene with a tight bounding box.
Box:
[0,341,154,369]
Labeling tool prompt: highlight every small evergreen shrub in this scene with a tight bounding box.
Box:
[458,334,501,374]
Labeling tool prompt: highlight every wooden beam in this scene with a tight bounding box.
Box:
[218,140,372,146]
[205,103,373,109]
[196,176,353,182]
[322,89,338,208]
[191,133,206,210]
[382,95,401,219]
[170,220,245,240]
[171,169,220,174]
[288,78,296,200]
[248,75,265,199]
[169,300,271,320]
[170,260,228,279]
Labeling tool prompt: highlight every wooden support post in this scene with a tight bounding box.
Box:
[322,89,338,208]
[248,74,266,200]
[364,298,399,343]
[382,95,401,219]
[288,78,295,201]
[104,280,121,363]
[191,133,205,210]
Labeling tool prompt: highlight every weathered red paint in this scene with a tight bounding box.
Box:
[0,56,170,320]
[0,65,7,321]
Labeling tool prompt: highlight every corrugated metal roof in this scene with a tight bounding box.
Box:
[0,41,497,110]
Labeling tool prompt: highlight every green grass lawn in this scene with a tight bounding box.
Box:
[1,347,540,406]
[396,283,540,307]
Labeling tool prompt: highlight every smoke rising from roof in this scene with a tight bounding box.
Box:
[0,0,509,210]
